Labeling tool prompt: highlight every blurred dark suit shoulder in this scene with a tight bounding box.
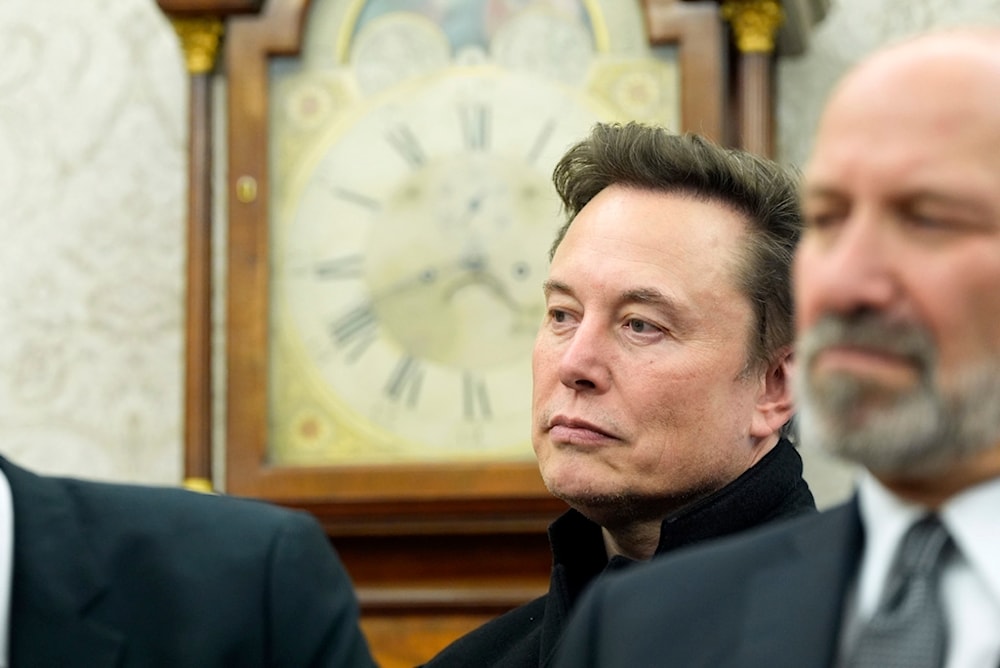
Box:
[1,456,376,668]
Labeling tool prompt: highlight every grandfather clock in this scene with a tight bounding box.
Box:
[158,1,821,665]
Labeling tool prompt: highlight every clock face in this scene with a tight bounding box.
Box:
[264,0,678,466]
[273,69,611,463]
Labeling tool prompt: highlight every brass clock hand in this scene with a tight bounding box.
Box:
[441,258,539,333]
[367,265,441,303]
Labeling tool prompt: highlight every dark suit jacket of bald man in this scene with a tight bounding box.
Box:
[0,456,376,667]
[554,500,865,668]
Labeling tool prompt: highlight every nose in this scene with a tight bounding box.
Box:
[797,206,901,320]
[556,317,612,393]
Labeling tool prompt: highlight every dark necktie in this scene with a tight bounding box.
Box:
[847,515,953,668]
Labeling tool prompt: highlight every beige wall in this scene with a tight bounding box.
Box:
[2,0,999,506]
[0,0,185,484]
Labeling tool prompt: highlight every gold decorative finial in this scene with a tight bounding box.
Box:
[183,477,216,494]
[721,0,784,54]
[170,17,224,75]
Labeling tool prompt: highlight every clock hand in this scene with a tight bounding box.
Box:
[443,263,535,323]
[469,271,543,334]
[363,265,438,305]
[373,249,497,303]
[366,257,468,304]
[367,255,539,333]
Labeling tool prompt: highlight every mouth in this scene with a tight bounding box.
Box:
[546,416,618,446]
[801,314,933,382]
[811,345,922,389]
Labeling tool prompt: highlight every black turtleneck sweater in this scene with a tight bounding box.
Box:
[421,438,816,668]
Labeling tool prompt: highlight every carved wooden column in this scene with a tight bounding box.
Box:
[165,16,224,493]
[721,0,785,156]
[645,0,727,144]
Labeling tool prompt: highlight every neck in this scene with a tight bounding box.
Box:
[601,520,662,561]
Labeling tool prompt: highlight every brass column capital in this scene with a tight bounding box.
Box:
[170,17,224,75]
[721,0,784,54]
[183,477,216,494]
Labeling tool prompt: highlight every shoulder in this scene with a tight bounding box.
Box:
[422,595,548,667]
[554,504,861,668]
[2,459,375,667]
[6,459,328,569]
[64,472,310,535]
[600,503,856,607]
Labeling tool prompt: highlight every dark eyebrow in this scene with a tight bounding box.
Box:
[543,280,687,323]
[622,288,688,326]
[801,184,845,203]
[902,191,992,219]
[542,279,572,297]
[623,287,672,306]
[544,280,673,302]
[804,184,990,218]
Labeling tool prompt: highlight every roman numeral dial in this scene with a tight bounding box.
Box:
[274,68,611,463]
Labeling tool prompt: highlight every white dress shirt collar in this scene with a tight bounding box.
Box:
[854,469,1000,668]
[938,473,1000,613]
[0,468,13,668]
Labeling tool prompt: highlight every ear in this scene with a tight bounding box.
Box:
[750,345,794,439]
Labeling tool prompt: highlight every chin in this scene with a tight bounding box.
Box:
[539,456,607,499]
[543,474,621,512]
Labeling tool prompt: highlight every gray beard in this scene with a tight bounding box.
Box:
[795,315,1000,478]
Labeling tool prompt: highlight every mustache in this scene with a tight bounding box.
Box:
[797,313,937,369]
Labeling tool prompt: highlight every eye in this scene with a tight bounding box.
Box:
[898,199,991,237]
[803,209,843,231]
[802,195,849,232]
[545,307,580,334]
[621,316,668,344]
[903,210,949,230]
[626,318,653,333]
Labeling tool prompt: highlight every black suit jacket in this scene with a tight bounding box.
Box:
[1,457,376,667]
[554,500,865,668]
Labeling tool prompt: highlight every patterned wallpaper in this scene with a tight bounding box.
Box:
[1,0,999,504]
[0,0,185,484]
[778,0,1000,167]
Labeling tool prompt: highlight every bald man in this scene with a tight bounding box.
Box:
[553,28,1000,668]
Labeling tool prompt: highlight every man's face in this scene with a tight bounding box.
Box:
[795,43,1000,479]
[532,184,778,525]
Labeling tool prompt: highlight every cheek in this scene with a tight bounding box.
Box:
[530,339,560,440]
[642,391,753,487]
[631,381,717,452]
[910,245,1000,323]
[531,341,557,397]
[925,272,1000,368]
[792,248,821,330]
[665,377,756,452]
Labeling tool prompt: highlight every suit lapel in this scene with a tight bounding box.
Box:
[1,457,125,666]
[738,501,863,668]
